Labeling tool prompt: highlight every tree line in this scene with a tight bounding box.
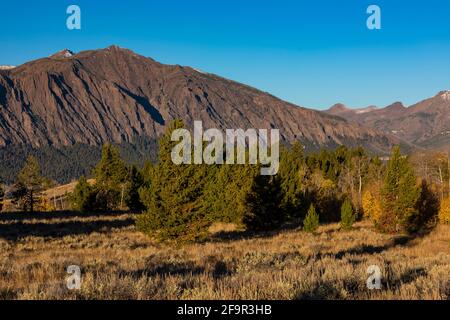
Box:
[0,138,158,184]
[1,120,449,242]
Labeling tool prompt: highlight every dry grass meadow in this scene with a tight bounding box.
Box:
[0,211,449,300]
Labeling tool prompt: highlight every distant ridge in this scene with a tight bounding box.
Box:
[325,91,450,150]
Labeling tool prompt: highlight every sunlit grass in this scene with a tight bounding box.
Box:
[0,212,448,300]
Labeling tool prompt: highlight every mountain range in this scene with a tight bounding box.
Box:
[326,91,450,150]
[0,46,398,151]
[0,46,447,182]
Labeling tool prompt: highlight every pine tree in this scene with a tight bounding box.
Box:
[242,172,284,231]
[340,198,356,230]
[411,180,439,232]
[95,144,128,187]
[70,176,94,211]
[11,156,48,212]
[278,142,306,219]
[202,163,256,225]
[138,160,155,212]
[125,165,145,212]
[137,120,212,242]
[379,146,420,233]
[303,204,319,233]
[93,144,128,210]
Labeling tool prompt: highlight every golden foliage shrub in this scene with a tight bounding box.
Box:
[362,190,382,223]
[35,196,56,212]
[439,197,450,224]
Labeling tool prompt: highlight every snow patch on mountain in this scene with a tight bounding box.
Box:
[440,90,450,101]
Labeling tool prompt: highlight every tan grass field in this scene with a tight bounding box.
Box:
[41,179,96,200]
[0,211,449,300]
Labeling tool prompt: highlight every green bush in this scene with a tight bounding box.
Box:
[303,204,319,233]
[70,176,95,211]
[340,198,356,230]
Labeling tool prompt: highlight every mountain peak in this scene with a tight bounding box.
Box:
[50,49,75,59]
[328,103,348,113]
[437,90,450,101]
[103,45,136,55]
[99,45,146,60]
[106,45,123,50]
[385,101,406,110]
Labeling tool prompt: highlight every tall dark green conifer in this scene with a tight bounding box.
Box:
[340,198,356,230]
[242,172,284,231]
[70,176,94,211]
[278,142,306,218]
[125,165,145,212]
[380,146,420,233]
[202,163,256,225]
[94,144,128,189]
[93,144,128,210]
[11,156,48,212]
[137,120,212,242]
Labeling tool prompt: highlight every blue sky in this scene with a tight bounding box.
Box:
[0,0,449,109]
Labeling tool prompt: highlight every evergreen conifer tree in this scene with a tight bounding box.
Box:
[380,146,420,233]
[340,198,356,230]
[125,165,145,212]
[93,144,128,210]
[303,204,319,233]
[11,156,48,212]
[278,142,306,218]
[242,172,284,231]
[202,163,256,225]
[137,120,212,242]
[70,176,94,211]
